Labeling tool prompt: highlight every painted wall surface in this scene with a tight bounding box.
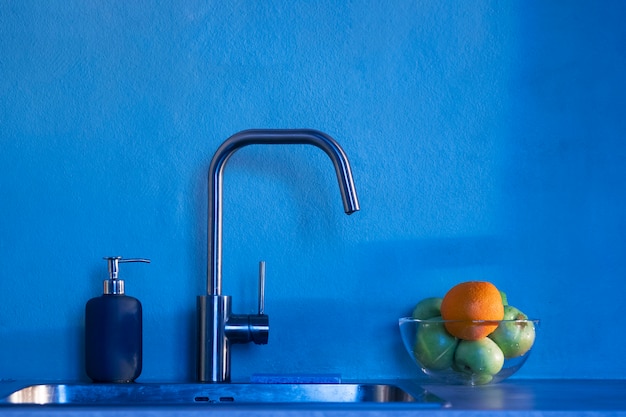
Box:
[1,1,625,382]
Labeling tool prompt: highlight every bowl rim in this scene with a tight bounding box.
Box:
[399,316,540,325]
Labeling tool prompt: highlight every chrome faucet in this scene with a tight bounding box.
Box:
[197,129,360,382]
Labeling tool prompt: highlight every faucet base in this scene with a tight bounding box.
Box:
[197,295,270,383]
[197,295,230,382]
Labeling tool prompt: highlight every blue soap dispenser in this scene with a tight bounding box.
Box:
[85,256,150,383]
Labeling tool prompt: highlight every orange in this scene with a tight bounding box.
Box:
[440,281,504,340]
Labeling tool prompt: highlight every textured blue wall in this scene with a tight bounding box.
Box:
[1,1,625,382]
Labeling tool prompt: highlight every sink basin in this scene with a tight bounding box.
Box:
[0,382,445,407]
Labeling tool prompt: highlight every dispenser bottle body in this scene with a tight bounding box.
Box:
[85,294,142,383]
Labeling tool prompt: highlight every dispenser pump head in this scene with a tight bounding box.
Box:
[103,256,150,295]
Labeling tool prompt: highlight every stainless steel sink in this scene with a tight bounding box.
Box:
[1,382,445,407]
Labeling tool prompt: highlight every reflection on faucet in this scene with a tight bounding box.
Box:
[197,129,360,382]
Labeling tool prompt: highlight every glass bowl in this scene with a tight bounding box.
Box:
[399,317,539,385]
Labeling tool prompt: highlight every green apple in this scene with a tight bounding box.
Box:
[489,305,535,358]
[412,297,443,320]
[413,316,458,371]
[454,337,504,377]
[499,290,508,306]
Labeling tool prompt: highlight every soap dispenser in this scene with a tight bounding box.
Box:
[85,256,150,383]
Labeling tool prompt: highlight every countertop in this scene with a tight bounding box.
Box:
[0,379,625,416]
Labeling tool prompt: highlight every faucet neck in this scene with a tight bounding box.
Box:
[206,129,360,296]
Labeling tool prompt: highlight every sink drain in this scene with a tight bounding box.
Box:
[194,396,210,402]
[194,395,235,403]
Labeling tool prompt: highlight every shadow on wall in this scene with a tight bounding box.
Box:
[227,235,508,380]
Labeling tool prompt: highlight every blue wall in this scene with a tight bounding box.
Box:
[1,1,625,381]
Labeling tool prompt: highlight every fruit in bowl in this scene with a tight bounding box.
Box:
[412,315,458,371]
[489,305,536,358]
[399,281,538,385]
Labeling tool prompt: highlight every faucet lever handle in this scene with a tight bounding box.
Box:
[258,261,266,315]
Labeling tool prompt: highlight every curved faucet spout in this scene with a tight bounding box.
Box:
[207,129,360,296]
[199,129,360,382]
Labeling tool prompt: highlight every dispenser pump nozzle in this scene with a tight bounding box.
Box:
[103,256,150,295]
